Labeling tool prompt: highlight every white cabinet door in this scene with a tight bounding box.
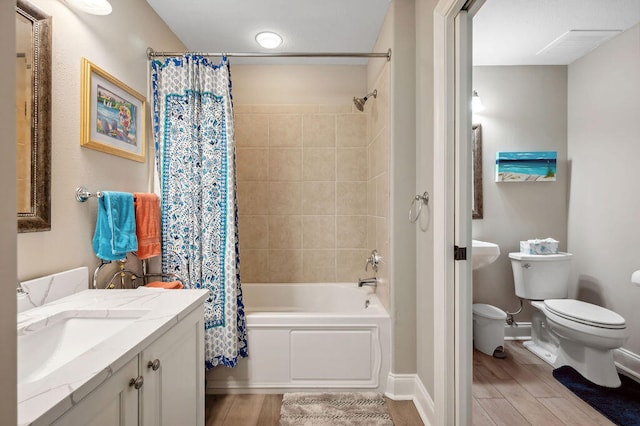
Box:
[52,356,139,426]
[140,306,204,426]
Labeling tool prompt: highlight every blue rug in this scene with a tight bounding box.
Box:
[553,366,640,426]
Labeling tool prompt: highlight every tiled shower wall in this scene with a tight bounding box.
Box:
[367,64,390,309]
[235,104,372,283]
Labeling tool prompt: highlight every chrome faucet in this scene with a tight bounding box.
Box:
[358,277,378,288]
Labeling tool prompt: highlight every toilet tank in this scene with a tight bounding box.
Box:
[508,252,573,300]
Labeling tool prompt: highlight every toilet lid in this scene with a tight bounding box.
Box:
[544,299,626,329]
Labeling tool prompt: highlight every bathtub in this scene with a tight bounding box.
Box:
[206,283,391,394]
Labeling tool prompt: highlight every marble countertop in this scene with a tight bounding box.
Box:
[17,288,209,426]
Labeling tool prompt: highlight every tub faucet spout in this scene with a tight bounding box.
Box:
[358,277,378,288]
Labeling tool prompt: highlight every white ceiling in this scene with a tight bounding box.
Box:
[474,0,640,65]
[146,0,640,66]
[145,0,391,64]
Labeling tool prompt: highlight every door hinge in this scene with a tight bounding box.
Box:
[454,245,467,261]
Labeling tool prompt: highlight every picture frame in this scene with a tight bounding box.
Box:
[495,151,557,182]
[80,58,146,162]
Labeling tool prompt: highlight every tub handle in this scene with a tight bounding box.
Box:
[365,250,381,273]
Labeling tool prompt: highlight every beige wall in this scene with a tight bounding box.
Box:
[369,0,418,375]
[1,0,17,422]
[568,24,640,355]
[415,0,437,396]
[472,66,569,321]
[16,0,185,283]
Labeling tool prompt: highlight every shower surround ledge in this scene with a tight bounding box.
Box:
[17,288,208,426]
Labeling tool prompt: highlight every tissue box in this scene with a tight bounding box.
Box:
[520,238,559,255]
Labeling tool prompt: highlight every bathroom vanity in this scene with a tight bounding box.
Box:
[17,288,209,426]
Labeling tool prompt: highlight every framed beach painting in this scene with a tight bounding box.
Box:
[80,58,146,162]
[495,151,557,182]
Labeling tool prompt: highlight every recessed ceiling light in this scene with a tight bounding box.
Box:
[255,31,283,49]
[62,0,112,15]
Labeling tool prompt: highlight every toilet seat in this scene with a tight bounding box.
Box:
[544,299,626,329]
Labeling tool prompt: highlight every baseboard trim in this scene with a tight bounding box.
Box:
[385,373,434,425]
[504,322,531,340]
[615,347,640,382]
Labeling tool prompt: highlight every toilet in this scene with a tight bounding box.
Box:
[509,252,628,388]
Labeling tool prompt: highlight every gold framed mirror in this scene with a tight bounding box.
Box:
[472,123,483,219]
[16,0,51,232]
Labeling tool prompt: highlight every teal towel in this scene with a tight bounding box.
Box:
[92,191,138,261]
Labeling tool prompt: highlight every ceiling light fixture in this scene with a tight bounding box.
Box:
[255,31,283,49]
[472,90,485,113]
[62,0,112,15]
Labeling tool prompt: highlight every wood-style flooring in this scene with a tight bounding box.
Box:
[205,394,423,425]
[204,340,613,425]
[473,340,614,425]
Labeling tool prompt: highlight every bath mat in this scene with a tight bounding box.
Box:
[553,365,640,425]
[279,392,394,426]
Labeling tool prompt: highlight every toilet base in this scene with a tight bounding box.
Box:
[554,339,621,388]
[523,340,556,365]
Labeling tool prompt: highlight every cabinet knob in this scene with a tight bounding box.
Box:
[147,358,161,371]
[129,376,144,389]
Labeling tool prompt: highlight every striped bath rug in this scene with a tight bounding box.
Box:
[279,392,394,426]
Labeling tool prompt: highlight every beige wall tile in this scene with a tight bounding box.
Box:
[269,249,303,282]
[235,114,268,147]
[303,148,336,181]
[302,250,336,282]
[336,249,371,282]
[337,147,367,181]
[269,215,302,249]
[239,249,269,283]
[336,182,367,215]
[302,216,335,249]
[367,216,376,248]
[367,180,376,216]
[237,148,269,181]
[251,105,318,114]
[303,114,336,147]
[374,131,390,176]
[269,148,302,181]
[376,173,389,218]
[302,182,336,215]
[337,114,367,147]
[336,216,367,249]
[238,215,268,249]
[318,104,352,114]
[238,181,269,215]
[269,115,302,147]
[268,182,302,215]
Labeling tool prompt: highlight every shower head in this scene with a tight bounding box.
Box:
[353,89,377,112]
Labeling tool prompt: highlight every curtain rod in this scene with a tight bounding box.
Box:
[146,47,391,61]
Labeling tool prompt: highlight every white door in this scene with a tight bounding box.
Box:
[434,0,484,424]
[453,9,473,426]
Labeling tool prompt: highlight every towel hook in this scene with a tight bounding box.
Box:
[409,191,429,223]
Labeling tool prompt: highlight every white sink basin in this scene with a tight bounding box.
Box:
[18,309,149,384]
[472,240,500,270]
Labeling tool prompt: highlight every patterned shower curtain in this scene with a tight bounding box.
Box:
[150,55,247,368]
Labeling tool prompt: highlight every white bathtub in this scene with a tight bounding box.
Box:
[206,283,391,394]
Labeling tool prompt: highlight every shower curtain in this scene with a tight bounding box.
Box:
[151,55,247,368]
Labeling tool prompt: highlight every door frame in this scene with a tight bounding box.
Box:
[433,0,484,423]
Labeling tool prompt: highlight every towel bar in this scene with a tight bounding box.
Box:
[76,186,103,202]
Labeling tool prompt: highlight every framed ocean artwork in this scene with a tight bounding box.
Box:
[495,151,557,182]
